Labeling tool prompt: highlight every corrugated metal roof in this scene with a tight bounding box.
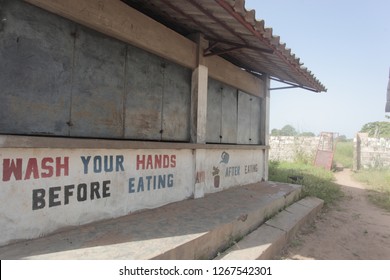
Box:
[124,0,326,92]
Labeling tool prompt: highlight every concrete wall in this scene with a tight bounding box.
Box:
[0,0,270,246]
[0,139,265,246]
[202,150,264,194]
[0,147,193,245]
[269,136,320,162]
[354,133,390,170]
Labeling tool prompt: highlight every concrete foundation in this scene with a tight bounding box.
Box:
[217,197,324,260]
[0,181,301,260]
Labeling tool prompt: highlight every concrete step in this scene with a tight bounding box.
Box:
[216,196,324,260]
[0,181,301,260]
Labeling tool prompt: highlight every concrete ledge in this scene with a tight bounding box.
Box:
[216,224,286,260]
[0,182,301,260]
[217,196,323,260]
[0,135,268,150]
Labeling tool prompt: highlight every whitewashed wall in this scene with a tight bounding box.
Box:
[354,133,390,169]
[0,147,265,246]
[202,150,264,194]
[269,136,320,162]
[0,148,194,246]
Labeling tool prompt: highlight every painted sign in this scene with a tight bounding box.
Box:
[0,147,265,246]
[204,150,264,193]
[0,148,193,246]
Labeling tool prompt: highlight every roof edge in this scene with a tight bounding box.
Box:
[217,0,327,92]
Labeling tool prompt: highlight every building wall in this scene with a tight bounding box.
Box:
[354,133,390,169]
[202,149,264,194]
[0,147,193,245]
[0,0,269,245]
[0,141,265,246]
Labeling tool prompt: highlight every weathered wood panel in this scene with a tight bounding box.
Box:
[237,91,252,144]
[70,26,126,138]
[161,62,191,141]
[125,45,191,141]
[206,78,222,143]
[206,79,239,144]
[125,45,164,140]
[250,96,262,144]
[221,84,238,144]
[237,91,263,145]
[0,0,73,135]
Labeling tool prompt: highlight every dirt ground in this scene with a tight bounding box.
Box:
[280,169,390,260]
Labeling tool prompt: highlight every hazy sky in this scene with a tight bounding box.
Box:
[245,0,390,138]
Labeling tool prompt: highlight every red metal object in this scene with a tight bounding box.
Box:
[314,132,338,170]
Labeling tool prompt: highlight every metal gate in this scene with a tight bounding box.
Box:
[314,132,338,170]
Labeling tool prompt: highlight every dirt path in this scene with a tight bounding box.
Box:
[280,169,390,260]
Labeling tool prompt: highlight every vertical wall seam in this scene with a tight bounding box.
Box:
[249,95,252,144]
[0,1,4,32]
[160,61,165,141]
[122,45,128,138]
[236,89,239,144]
[219,87,223,143]
[68,24,77,137]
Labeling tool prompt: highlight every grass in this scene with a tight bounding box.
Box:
[270,139,390,211]
[352,169,390,211]
[332,139,390,211]
[269,161,343,206]
[333,141,354,168]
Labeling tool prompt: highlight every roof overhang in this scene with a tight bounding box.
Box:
[123,0,326,93]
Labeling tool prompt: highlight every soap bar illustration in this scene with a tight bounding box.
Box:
[212,166,220,188]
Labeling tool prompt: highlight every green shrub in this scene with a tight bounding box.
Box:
[293,148,314,165]
[352,169,390,211]
[269,161,343,205]
[333,141,353,168]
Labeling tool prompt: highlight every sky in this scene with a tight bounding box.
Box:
[245,0,390,138]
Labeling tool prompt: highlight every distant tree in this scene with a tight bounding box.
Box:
[360,121,390,138]
[299,132,315,137]
[279,125,298,136]
[270,128,281,136]
[336,135,349,142]
[271,125,304,136]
